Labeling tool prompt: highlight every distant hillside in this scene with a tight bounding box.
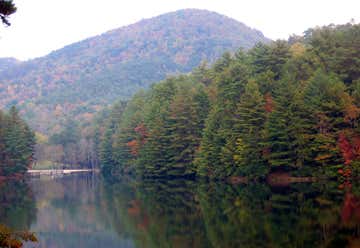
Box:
[0,9,270,133]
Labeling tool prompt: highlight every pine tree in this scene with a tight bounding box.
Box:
[233,80,267,177]
[165,85,209,177]
[302,71,349,176]
[134,80,177,178]
[98,101,126,176]
[196,54,250,179]
[0,106,35,176]
[264,80,297,170]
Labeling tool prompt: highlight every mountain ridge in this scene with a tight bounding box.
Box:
[0,8,270,133]
[44,8,267,61]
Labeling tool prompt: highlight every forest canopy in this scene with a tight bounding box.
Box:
[95,22,360,181]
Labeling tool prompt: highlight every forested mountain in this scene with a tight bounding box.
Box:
[0,9,269,134]
[97,23,360,181]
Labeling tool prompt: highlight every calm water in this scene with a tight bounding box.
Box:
[1,173,359,248]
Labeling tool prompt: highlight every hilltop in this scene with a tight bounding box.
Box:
[0,9,269,133]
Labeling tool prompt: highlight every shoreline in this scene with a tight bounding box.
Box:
[27,169,100,176]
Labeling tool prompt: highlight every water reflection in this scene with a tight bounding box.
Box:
[0,179,37,247]
[1,174,359,247]
[104,179,211,248]
[104,179,360,248]
[0,179,36,230]
[25,174,134,248]
[197,182,360,248]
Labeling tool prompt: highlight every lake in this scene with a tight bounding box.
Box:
[0,173,359,247]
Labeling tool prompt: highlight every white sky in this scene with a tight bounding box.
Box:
[0,0,359,60]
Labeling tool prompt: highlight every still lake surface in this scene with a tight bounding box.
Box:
[1,173,359,248]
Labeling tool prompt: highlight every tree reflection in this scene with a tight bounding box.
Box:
[198,181,360,248]
[104,178,360,248]
[0,179,37,247]
[103,178,211,248]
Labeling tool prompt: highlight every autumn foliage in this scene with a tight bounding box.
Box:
[127,140,140,156]
[0,224,37,248]
[126,123,148,156]
[264,93,274,113]
[341,193,360,224]
[338,133,354,165]
[134,123,148,145]
[99,22,360,180]
[338,132,360,179]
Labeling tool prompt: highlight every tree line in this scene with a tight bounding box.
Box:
[95,22,360,180]
[94,23,360,180]
[0,106,35,176]
[32,116,101,169]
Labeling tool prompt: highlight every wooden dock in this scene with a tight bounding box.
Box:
[28,169,99,176]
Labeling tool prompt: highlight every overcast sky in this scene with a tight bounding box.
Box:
[0,0,359,60]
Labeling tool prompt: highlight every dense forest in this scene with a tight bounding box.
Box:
[0,106,35,176]
[96,22,360,181]
[0,9,269,168]
[1,2,360,247]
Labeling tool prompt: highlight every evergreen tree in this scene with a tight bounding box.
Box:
[99,23,360,180]
[165,84,209,177]
[98,102,126,176]
[302,71,350,175]
[264,80,296,169]
[111,92,147,175]
[0,106,35,176]
[233,80,267,177]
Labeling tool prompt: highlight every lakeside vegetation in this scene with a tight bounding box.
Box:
[96,22,360,181]
[7,9,269,170]
[0,2,359,247]
[0,106,35,177]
